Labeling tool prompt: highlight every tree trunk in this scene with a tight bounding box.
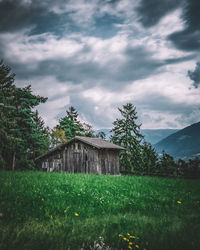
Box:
[12,152,15,171]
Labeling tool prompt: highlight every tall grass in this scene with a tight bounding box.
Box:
[0,171,199,250]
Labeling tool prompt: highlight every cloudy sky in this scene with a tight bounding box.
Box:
[0,0,200,129]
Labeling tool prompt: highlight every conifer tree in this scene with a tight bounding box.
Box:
[0,61,19,169]
[56,106,94,140]
[66,106,79,121]
[111,103,143,173]
[141,141,158,175]
[159,151,176,176]
[57,117,82,139]
[31,110,50,158]
[0,61,48,169]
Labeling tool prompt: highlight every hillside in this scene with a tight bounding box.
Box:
[154,122,200,159]
[0,171,200,250]
[95,129,178,145]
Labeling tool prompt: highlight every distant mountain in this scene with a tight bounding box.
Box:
[141,129,179,145]
[94,129,178,145]
[94,129,111,140]
[154,122,200,159]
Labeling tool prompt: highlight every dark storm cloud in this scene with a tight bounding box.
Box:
[8,45,165,90]
[5,41,193,93]
[0,0,88,34]
[168,0,200,51]
[0,0,45,32]
[0,0,81,36]
[137,0,200,53]
[115,46,162,82]
[164,55,195,64]
[0,0,122,35]
[137,93,197,114]
[0,0,199,129]
[136,0,184,27]
[188,62,200,88]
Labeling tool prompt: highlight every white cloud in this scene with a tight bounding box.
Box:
[0,31,84,64]
[38,95,70,128]
[51,0,100,26]
[1,2,199,130]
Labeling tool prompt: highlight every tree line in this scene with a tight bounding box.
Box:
[0,61,96,170]
[0,61,199,177]
[111,103,200,178]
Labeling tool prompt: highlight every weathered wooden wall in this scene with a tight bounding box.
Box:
[98,149,120,174]
[41,140,121,174]
[64,141,100,174]
[42,150,63,172]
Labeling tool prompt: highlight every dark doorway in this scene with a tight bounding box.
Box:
[73,152,81,173]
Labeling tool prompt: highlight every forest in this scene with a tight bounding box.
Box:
[0,61,199,178]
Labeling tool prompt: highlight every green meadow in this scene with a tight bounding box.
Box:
[0,171,199,250]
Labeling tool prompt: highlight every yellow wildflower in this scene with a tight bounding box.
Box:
[127,233,130,236]
[74,213,79,216]
[130,236,135,239]
[177,201,182,204]
[123,237,127,241]
[129,242,133,245]
[128,246,132,249]
[118,234,123,237]
[136,245,139,248]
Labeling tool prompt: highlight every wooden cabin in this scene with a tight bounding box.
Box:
[36,136,125,174]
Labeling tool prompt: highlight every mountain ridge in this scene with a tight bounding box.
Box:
[154,121,200,159]
[95,128,179,145]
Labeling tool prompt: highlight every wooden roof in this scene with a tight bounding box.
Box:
[74,136,125,150]
[35,136,125,160]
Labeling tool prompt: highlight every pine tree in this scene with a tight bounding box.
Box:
[0,61,19,169]
[57,106,82,139]
[31,110,50,158]
[141,141,158,175]
[111,103,143,173]
[11,85,48,169]
[56,106,94,140]
[66,106,79,121]
[159,151,176,176]
[57,118,82,139]
[0,61,48,170]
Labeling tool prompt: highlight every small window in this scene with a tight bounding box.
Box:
[75,143,78,150]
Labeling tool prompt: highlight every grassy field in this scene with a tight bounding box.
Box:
[0,171,199,250]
